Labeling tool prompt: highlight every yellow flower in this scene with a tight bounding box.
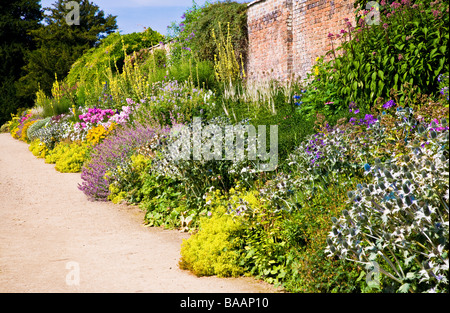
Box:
[314,66,320,76]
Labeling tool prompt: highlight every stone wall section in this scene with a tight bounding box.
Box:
[247,0,355,82]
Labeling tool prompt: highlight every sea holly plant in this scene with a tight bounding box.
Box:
[325,117,449,293]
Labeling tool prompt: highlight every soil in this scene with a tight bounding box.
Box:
[0,133,278,293]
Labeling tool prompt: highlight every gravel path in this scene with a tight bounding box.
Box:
[0,133,275,293]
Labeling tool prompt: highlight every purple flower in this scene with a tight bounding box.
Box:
[79,124,163,201]
[364,114,378,126]
[383,100,396,109]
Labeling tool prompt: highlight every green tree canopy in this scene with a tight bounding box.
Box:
[0,0,42,125]
[18,0,118,99]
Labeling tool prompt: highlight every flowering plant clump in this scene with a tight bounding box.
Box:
[75,103,136,131]
[438,73,449,102]
[322,0,449,108]
[134,80,215,126]
[44,141,91,173]
[86,123,116,146]
[151,116,260,206]
[79,123,158,201]
[325,117,449,293]
[27,117,51,142]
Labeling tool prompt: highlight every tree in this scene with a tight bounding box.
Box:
[18,0,118,99]
[0,0,42,125]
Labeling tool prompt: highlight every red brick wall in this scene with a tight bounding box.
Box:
[247,0,355,82]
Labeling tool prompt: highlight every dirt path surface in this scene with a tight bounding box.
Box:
[0,133,276,293]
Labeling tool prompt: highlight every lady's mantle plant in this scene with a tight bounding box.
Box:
[326,112,449,293]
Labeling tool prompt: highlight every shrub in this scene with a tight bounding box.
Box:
[79,123,159,201]
[326,112,449,293]
[27,117,51,142]
[20,119,38,143]
[66,28,164,87]
[168,1,248,66]
[281,179,364,293]
[86,123,116,146]
[179,203,246,278]
[168,59,217,90]
[45,141,91,173]
[29,139,49,159]
[324,0,449,108]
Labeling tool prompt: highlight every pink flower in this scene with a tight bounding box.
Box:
[398,54,404,61]
[340,29,347,34]
[391,2,401,9]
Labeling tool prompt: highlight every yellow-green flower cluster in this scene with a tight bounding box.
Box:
[44,142,91,173]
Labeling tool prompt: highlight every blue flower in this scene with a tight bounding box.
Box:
[364,163,371,172]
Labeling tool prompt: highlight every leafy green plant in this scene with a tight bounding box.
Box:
[281,178,364,293]
[324,0,449,109]
[45,141,91,173]
[67,28,164,87]
[167,1,247,66]
[179,207,246,278]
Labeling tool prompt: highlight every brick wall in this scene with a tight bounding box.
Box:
[247,0,355,82]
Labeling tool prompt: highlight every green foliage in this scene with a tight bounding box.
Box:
[44,141,91,173]
[18,0,118,99]
[66,28,164,87]
[27,117,51,141]
[167,1,248,66]
[0,0,42,125]
[324,0,449,109]
[179,205,246,278]
[29,139,50,159]
[281,180,363,293]
[168,59,217,90]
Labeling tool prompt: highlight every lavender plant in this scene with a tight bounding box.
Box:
[79,123,158,201]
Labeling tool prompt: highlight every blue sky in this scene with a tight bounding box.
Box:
[40,0,249,36]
